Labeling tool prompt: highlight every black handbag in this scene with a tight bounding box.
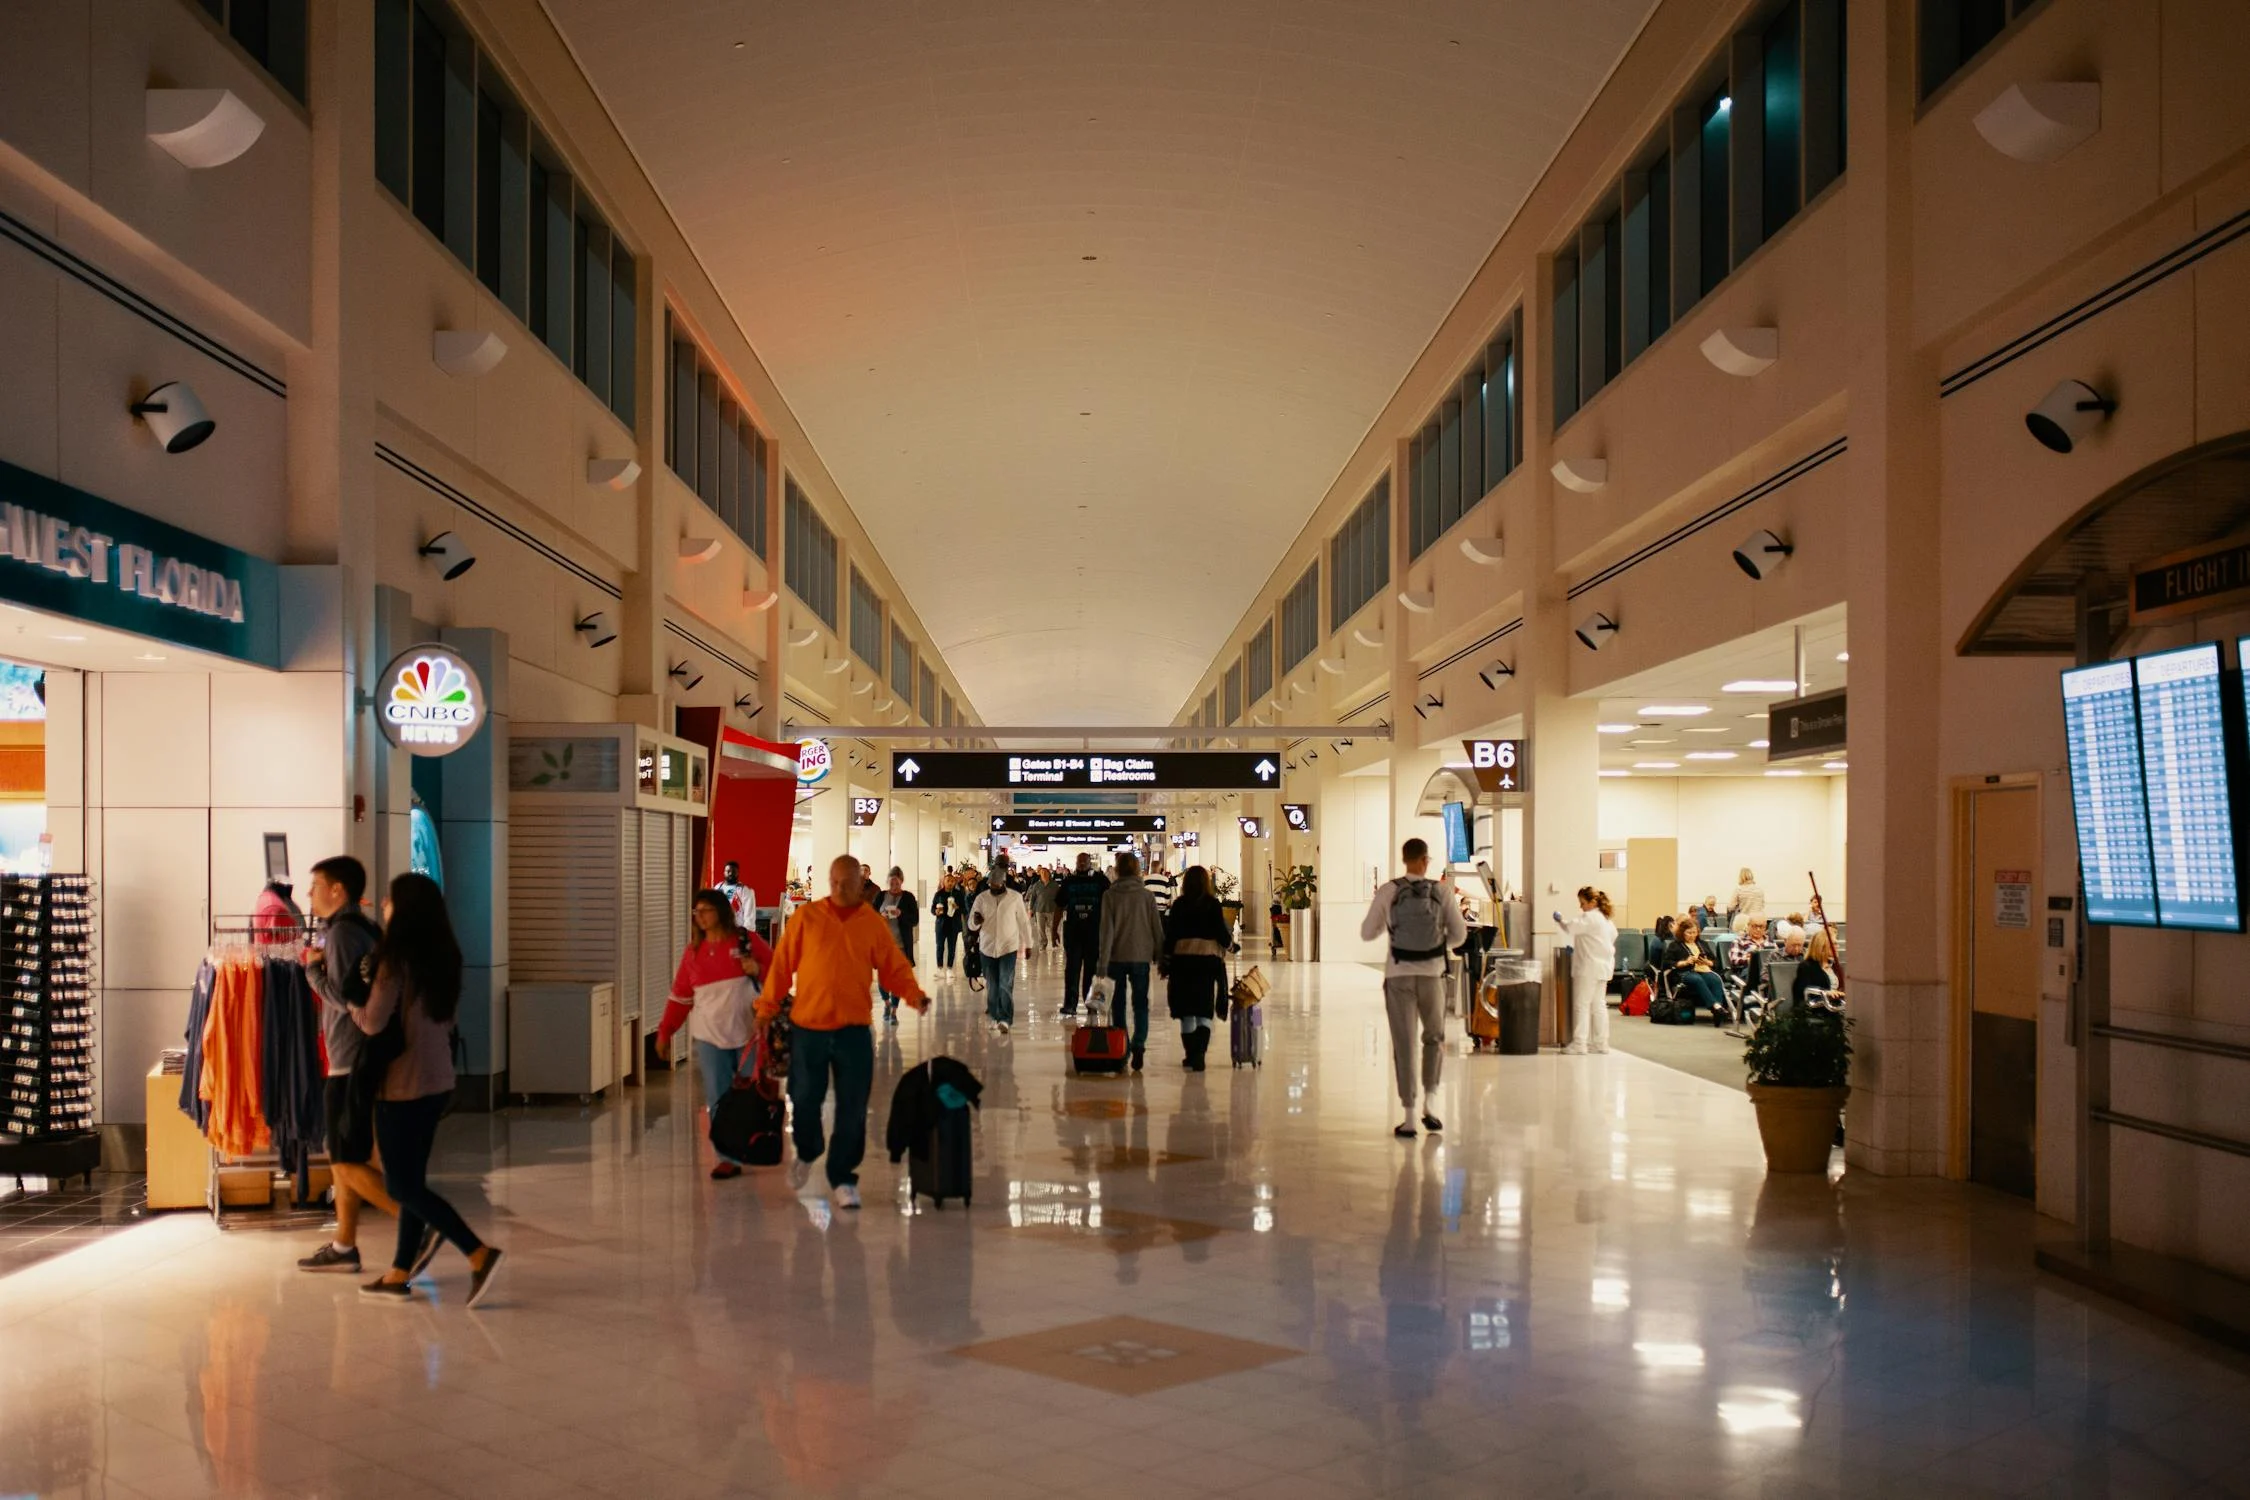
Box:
[711,1055,785,1166]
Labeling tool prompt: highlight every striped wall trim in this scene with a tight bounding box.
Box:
[1420,618,1525,681]
[375,442,622,600]
[1940,205,2250,400]
[664,618,758,681]
[1565,437,1847,602]
[0,205,287,398]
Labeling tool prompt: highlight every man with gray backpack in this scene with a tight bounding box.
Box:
[1360,838,1468,1139]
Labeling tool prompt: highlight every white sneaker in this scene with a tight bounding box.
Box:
[1562,1043,1588,1055]
[998,1022,1011,1036]
[788,1156,813,1191]
[1591,1043,1611,1054]
[832,1184,861,1211]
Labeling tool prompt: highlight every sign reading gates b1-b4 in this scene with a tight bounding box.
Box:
[890,750,1281,790]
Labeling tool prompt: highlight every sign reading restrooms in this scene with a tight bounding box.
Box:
[378,644,487,757]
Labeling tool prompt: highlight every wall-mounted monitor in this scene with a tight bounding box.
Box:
[2062,659,2157,926]
[1440,801,1472,865]
[2137,644,2241,931]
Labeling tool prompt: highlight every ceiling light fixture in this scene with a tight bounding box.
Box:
[1633,761,1680,770]
[1749,739,1770,748]
[1685,751,1738,761]
[1824,761,1848,771]
[1765,769,1804,778]
[1836,651,1849,662]
[1598,723,1636,734]
[1599,769,1630,777]
[1722,680,1798,694]
[1638,704,1710,716]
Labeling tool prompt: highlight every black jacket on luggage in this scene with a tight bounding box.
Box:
[884,1055,983,1163]
[1162,893,1232,1020]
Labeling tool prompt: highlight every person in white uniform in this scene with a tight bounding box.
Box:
[1554,885,1618,1055]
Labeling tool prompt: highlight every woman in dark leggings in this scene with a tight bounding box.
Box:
[1655,914,1728,1023]
[352,873,505,1307]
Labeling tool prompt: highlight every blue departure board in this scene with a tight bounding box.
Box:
[2137,645,2241,930]
[2063,660,2157,925]
[1441,801,1471,865]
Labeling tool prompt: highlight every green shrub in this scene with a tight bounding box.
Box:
[1744,1005,1852,1089]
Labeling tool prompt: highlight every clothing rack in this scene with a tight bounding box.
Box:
[192,915,332,1230]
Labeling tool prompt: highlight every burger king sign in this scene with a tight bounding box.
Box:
[796,737,832,785]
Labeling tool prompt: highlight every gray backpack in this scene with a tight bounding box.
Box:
[1389,878,1450,962]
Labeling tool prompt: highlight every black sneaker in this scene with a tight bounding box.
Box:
[298,1243,360,1274]
[465,1248,505,1310]
[409,1225,444,1279]
[360,1275,413,1302]
[1421,1113,1445,1134]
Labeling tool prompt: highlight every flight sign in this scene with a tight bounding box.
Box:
[1282,802,1313,832]
[850,796,884,827]
[892,750,1281,790]
[1461,739,1525,793]
[990,814,1168,834]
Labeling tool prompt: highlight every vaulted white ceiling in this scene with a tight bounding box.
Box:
[544,0,1656,725]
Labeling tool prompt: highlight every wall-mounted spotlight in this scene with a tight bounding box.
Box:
[1477,659,1515,690]
[432,328,507,378]
[586,457,640,491]
[2026,379,2116,454]
[574,610,616,648]
[1731,528,1793,581]
[419,531,476,580]
[1304,749,1318,762]
[1414,691,1444,719]
[733,694,759,716]
[146,87,265,168]
[129,381,216,454]
[668,660,703,692]
[1575,611,1618,651]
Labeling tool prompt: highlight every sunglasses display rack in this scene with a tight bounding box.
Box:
[0,876,100,1186]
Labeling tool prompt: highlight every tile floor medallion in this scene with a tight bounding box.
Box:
[4,954,2250,1499]
[954,1314,1303,1395]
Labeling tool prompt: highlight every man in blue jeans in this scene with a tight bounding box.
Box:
[968,861,1032,1035]
[756,853,926,1210]
[1097,852,1166,1072]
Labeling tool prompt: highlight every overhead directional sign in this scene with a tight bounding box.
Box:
[989,831,1137,847]
[990,814,1168,834]
[1282,802,1313,832]
[891,750,1282,790]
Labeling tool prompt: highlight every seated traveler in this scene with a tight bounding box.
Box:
[1654,914,1727,1024]
[1794,928,1842,1010]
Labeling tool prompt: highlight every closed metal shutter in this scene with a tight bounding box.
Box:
[508,805,621,984]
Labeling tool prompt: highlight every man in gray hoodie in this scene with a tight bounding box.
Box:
[1096,852,1167,1071]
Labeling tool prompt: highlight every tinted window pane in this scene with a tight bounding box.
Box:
[374,0,410,200]
[409,6,447,239]
[1763,1,1803,239]
[609,245,635,424]
[1700,90,1731,295]
[1553,251,1581,426]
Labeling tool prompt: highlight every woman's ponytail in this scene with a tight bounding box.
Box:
[1577,885,1614,919]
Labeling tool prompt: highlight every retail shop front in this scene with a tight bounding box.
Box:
[0,458,350,1192]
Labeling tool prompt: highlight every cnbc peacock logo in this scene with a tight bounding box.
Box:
[379,645,485,756]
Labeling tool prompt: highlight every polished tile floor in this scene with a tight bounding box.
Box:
[3,953,2248,1499]
[0,1169,149,1277]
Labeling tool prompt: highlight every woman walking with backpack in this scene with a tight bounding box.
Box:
[352,873,506,1307]
[1361,839,1468,1139]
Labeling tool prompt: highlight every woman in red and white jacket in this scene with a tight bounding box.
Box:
[657,889,774,1179]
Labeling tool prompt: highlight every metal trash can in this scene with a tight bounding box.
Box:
[1493,981,1542,1054]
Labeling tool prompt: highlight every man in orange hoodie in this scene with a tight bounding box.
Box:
[758,852,928,1209]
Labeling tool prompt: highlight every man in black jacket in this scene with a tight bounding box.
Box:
[1055,852,1111,1016]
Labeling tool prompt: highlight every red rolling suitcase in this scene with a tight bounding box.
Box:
[1069,999,1129,1075]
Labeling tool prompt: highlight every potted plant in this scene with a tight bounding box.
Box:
[1212,868,1243,927]
[1276,864,1317,961]
[1743,1005,1852,1173]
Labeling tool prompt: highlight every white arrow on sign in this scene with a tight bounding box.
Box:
[991,816,1003,831]
[1253,759,1278,781]
[1154,815,1166,829]
[897,757,922,782]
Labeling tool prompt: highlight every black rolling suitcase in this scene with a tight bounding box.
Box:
[910,1104,975,1208]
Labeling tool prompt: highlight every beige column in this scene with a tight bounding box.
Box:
[1841,0,1945,1176]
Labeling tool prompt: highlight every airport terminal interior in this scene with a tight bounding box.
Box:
[4,0,2250,1495]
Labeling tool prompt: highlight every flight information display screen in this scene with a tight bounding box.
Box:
[2062,660,2157,926]
[2137,644,2241,930]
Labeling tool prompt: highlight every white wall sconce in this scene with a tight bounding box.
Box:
[788,626,820,648]
[1975,81,2101,164]
[1398,589,1437,614]
[433,329,507,378]
[824,656,850,675]
[851,679,874,697]
[1294,675,1316,695]
[1552,456,1608,494]
[1459,531,1506,565]
[668,660,703,692]
[1575,610,1618,651]
[1317,656,1346,674]
[574,610,616,648]
[419,531,476,580]
[1700,326,1779,377]
[1731,528,1793,580]
[744,589,779,612]
[1477,659,1515,690]
[146,88,264,169]
[128,381,215,453]
[2026,379,2116,454]
[586,457,640,490]
[1353,626,1385,649]
[679,536,722,564]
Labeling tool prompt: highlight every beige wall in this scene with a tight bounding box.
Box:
[1598,774,1847,923]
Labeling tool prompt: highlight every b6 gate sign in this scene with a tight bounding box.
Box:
[1461,738,1525,794]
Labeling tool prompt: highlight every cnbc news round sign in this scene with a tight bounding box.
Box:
[378,644,486,757]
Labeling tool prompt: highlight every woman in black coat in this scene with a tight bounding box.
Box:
[1162,866,1232,1071]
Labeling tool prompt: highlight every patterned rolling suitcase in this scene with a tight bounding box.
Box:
[1229,997,1263,1067]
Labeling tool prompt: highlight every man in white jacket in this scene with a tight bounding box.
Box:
[969,861,1033,1035]
[1361,838,1468,1139]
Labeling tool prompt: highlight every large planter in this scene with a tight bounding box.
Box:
[1747,1083,1849,1173]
